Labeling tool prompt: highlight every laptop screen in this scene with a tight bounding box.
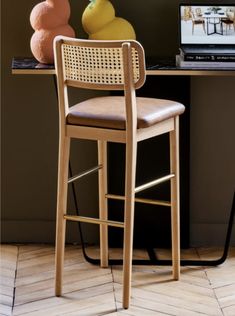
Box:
[179,4,235,46]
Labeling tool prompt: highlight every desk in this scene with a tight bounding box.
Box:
[12,56,235,76]
[12,57,235,266]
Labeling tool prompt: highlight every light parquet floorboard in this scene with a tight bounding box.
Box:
[0,245,234,315]
[0,245,18,316]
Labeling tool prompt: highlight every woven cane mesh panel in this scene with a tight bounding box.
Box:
[62,44,140,86]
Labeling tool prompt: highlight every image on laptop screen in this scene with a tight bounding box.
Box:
[180,4,235,45]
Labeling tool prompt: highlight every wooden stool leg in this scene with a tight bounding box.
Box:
[170,116,180,280]
[55,135,70,296]
[122,140,137,309]
[98,140,108,268]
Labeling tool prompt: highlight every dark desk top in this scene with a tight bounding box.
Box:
[12,57,55,70]
[12,57,235,76]
[12,57,55,75]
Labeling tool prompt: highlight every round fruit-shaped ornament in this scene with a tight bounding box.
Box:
[82,0,136,40]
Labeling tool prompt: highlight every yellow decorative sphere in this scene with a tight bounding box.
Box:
[82,0,136,40]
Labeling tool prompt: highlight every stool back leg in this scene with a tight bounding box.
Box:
[55,135,70,296]
[170,116,180,280]
[98,140,109,268]
[122,139,137,309]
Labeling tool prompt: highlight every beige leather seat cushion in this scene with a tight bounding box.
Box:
[67,96,185,130]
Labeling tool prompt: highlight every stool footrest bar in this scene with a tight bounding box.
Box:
[64,215,124,228]
[106,194,171,207]
[135,174,175,194]
[68,165,102,184]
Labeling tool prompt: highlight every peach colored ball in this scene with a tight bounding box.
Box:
[30,25,75,64]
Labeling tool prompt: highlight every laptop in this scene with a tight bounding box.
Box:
[179,3,235,55]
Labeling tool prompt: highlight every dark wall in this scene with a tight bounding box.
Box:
[1,0,235,245]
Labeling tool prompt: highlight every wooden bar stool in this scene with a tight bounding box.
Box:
[53,36,185,309]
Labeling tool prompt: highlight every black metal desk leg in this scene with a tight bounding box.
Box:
[83,191,235,266]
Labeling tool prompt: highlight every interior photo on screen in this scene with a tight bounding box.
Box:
[180,5,235,44]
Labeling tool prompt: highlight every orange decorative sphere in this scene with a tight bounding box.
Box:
[30,0,75,64]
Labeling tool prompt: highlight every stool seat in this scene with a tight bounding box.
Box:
[67,96,185,130]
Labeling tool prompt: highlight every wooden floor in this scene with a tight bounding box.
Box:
[0,245,235,316]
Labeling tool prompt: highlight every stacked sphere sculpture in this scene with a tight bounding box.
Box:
[30,0,75,64]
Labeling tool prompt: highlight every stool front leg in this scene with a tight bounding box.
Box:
[122,139,137,309]
[170,116,180,280]
[55,135,70,296]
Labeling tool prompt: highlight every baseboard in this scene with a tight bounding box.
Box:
[2,220,235,247]
[191,223,235,247]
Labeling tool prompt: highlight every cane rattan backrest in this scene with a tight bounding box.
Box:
[54,36,146,91]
